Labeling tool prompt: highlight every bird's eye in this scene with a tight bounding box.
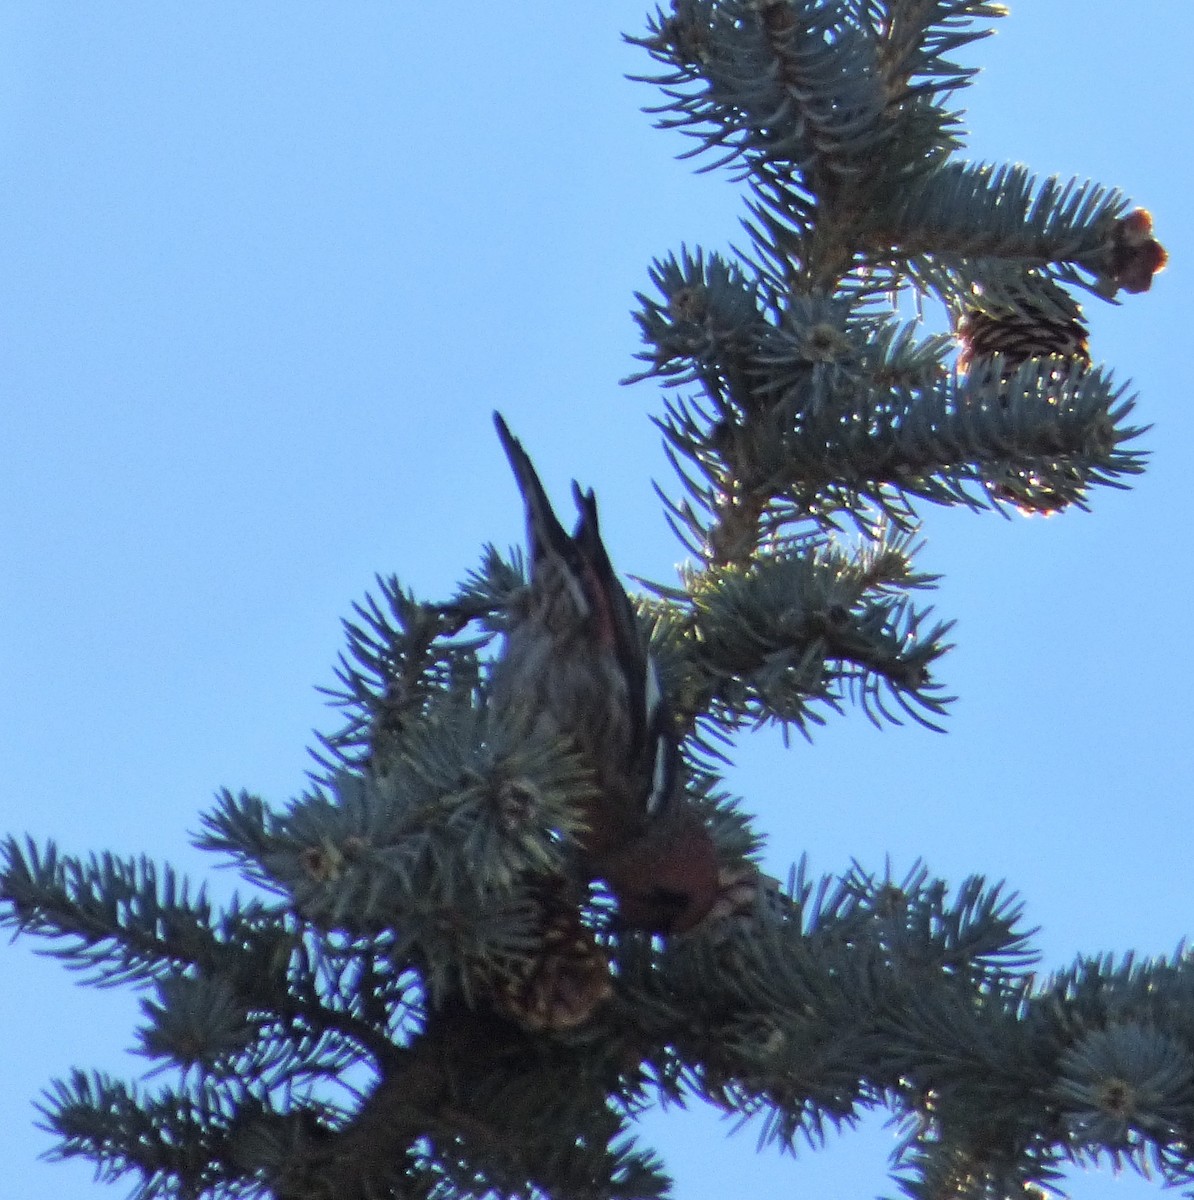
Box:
[644,886,690,925]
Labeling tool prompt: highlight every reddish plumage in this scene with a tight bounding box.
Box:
[599,809,722,934]
[490,413,719,934]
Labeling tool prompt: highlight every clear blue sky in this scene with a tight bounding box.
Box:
[1,4,1191,1198]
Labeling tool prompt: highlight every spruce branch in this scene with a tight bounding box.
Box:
[860,162,1128,272]
[629,0,1002,190]
[643,540,953,738]
[626,2,1160,564]
[313,576,489,780]
[0,836,281,991]
[13,833,1194,1198]
[39,1070,262,1200]
[1,2,1172,1197]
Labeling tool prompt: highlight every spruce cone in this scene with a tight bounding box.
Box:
[955,280,1093,515]
[956,296,1089,375]
[1107,208,1167,295]
[492,887,612,1032]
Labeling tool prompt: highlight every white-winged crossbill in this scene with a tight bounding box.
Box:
[491,413,719,934]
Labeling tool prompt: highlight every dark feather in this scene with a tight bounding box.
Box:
[490,412,717,932]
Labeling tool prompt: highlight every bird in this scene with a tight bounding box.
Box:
[489,412,720,934]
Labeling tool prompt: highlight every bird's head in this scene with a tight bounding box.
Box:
[598,805,721,935]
